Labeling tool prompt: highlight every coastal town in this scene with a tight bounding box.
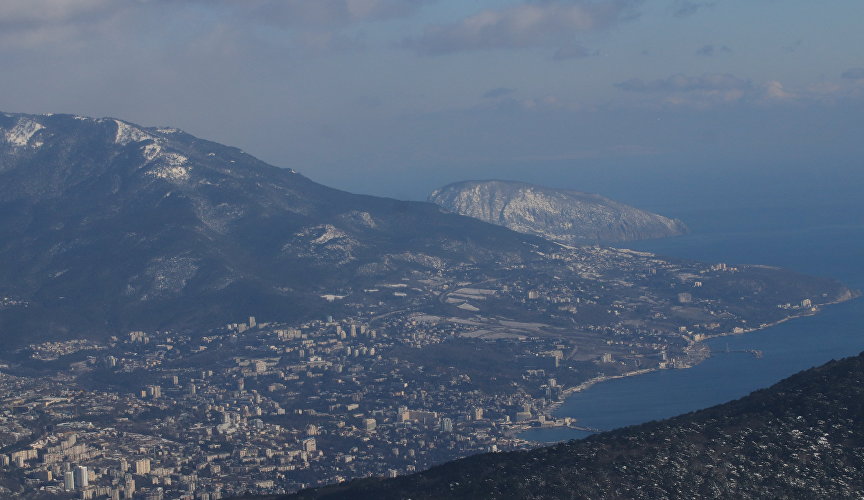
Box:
[0,245,851,499]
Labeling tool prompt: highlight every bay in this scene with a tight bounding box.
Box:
[521,201,864,443]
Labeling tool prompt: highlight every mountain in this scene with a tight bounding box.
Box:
[428,180,688,245]
[282,351,864,499]
[0,112,549,346]
[0,112,852,354]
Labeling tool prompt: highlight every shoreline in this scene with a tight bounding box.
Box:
[517,292,859,443]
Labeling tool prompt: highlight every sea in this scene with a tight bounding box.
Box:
[521,198,864,442]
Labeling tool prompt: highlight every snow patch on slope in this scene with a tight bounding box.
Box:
[141,142,191,183]
[126,256,200,300]
[287,225,359,266]
[114,120,154,145]
[310,225,350,245]
[340,210,377,229]
[149,164,191,182]
[142,143,162,161]
[4,118,44,148]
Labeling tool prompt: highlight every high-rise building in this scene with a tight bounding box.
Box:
[124,474,136,499]
[74,465,89,488]
[135,458,151,475]
[129,331,149,343]
[440,417,453,432]
[64,470,75,491]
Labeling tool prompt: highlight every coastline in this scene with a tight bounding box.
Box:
[697,289,859,343]
[517,291,859,443]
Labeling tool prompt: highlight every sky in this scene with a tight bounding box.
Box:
[1,0,863,208]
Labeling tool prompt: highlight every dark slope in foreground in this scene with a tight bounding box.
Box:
[286,352,864,499]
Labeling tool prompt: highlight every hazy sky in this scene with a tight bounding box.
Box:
[1,0,863,204]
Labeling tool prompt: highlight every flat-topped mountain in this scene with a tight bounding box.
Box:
[284,351,864,499]
[429,180,688,245]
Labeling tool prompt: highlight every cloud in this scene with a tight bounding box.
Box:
[228,0,432,28]
[0,0,114,25]
[671,0,714,18]
[0,0,122,48]
[0,0,433,51]
[615,73,752,93]
[841,68,864,80]
[0,0,431,29]
[402,0,641,56]
[483,88,516,99]
[695,44,731,57]
[613,73,808,108]
[760,80,797,101]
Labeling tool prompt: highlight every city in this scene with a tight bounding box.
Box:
[0,245,847,499]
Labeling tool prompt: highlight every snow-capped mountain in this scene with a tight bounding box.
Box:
[429,180,688,246]
[0,112,845,352]
[0,112,547,344]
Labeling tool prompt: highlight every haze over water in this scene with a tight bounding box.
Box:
[522,189,864,443]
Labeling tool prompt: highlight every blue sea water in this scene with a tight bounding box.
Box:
[521,200,864,443]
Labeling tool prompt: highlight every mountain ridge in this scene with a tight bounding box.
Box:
[0,111,853,357]
[0,112,550,346]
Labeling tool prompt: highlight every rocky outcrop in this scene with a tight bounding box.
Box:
[429,180,688,245]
